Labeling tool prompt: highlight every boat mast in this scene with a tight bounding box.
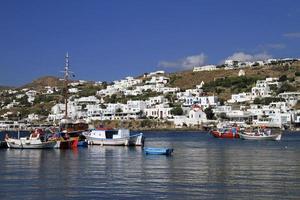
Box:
[63,53,71,119]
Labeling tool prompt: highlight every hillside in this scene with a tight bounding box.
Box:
[0,85,15,90]
[167,62,300,100]
[21,76,64,90]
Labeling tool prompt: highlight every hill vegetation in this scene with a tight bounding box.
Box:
[167,62,300,100]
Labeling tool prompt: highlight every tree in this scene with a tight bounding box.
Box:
[253,97,262,104]
[116,108,123,113]
[279,75,288,82]
[204,106,215,120]
[277,82,297,94]
[170,106,183,115]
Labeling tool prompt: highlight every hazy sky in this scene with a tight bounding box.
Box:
[0,0,300,86]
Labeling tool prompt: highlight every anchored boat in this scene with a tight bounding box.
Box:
[5,129,56,149]
[83,128,144,146]
[239,128,282,141]
[144,147,174,155]
[210,127,240,139]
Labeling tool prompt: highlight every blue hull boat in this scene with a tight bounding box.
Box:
[77,140,88,147]
[144,147,173,155]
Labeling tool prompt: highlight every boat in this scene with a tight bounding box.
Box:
[239,128,282,141]
[59,118,89,137]
[83,127,144,146]
[210,126,240,139]
[0,141,7,148]
[48,131,81,149]
[144,147,174,155]
[5,129,57,149]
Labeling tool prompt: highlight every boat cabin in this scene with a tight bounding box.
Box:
[59,119,88,133]
[90,128,130,139]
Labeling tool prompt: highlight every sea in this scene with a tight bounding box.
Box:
[0,131,300,200]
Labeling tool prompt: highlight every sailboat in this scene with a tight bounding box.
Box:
[51,53,88,148]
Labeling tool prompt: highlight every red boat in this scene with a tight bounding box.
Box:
[210,127,240,139]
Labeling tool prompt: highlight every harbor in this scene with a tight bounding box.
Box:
[1,131,300,199]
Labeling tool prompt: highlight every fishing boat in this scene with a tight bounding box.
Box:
[210,126,240,139]
[239,128,282,141]
[144,147,174,155]
[83,128,144,146]
[48,53,88,149]
[5,129,56,149]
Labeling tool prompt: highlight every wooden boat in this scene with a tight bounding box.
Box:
[48,132,80,149]
[239,128,282,141]
[210,127,240,139]
[5,129,56,149]
[144,147,173,155]
[84,128,144,146]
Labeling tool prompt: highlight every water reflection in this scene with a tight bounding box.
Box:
[0,132,300,199]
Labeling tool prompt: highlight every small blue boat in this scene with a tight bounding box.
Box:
[77,140,88,147]
[144,147,173,155]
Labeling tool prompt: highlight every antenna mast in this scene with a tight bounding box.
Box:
[63,53,71,119]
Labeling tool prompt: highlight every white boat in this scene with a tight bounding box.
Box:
[5,130,57,149]
[83,128,144,146]
[239,128,282,141]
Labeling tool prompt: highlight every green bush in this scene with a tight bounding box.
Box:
[170,106,183,115]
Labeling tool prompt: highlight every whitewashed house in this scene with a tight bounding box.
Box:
[157,86,180,94]
[146,70,165,77]
[228,92,252,103]
[238,69,245,76]
[27,113,40,122]
[144,103,172,119]
[251,80,271,98]
[173,105,207,127]
[193,65,217,72]
[278,92,300,107]
[26,90,37,103]
[69,88,79,93]
[145,76,169,85]
[147,96,168,106]
[181,95,218,108]
[213,105,232,115]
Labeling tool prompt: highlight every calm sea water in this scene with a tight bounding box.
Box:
[0,131,300,200]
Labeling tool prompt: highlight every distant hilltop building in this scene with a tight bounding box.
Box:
[193,65,217,72]
[238,69,245,76]
[144,70,165,77]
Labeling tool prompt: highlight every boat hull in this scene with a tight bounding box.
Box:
[86,133,144,146]
[6,138,57,149]
[239,133,282,141]
[210,130,240,139]
[144,147,173,155]
[0,141,8,148]
[54,138,79,149]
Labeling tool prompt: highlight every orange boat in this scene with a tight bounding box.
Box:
[210,127,240,139]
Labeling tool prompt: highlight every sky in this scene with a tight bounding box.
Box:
[0,0,300,86]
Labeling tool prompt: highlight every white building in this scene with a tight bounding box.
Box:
[26,90,37,103]
[228,92,252,103]
[147,96,168,106]
[251,80,271,98]
[144,104,172,119]
[27,113,40,122]
[69,88,79,93]
[145,76,169,85]
[238,69,245,76]
[278,92,300,107]
[173,105,207,127]
[193,65,217,72]
[181,95,218,108]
